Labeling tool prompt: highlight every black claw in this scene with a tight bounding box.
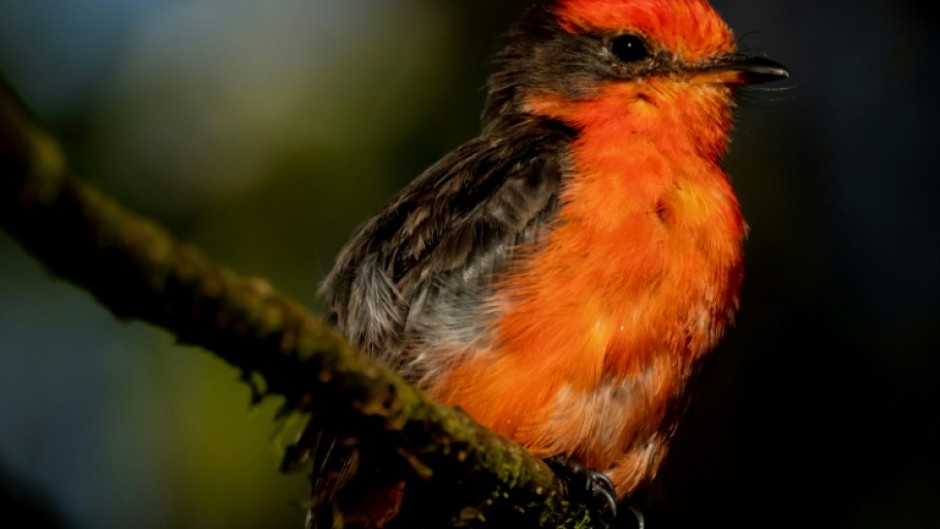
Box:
[626,505,646,529]
[588,471,618,518]
[545,456,618,522]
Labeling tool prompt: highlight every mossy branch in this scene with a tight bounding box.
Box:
[0,78,612,528]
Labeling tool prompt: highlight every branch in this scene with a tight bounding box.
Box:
[0,77,609,528]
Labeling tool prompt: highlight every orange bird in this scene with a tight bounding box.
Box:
[305,0,787,526]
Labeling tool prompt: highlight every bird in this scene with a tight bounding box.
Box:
[297,0,788,526]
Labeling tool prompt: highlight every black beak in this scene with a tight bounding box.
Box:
[691,54,790,86]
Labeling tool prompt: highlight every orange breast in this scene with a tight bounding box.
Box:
[428,82,745,496]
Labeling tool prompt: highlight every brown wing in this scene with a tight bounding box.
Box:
[299,116,574,528]
[321,116,574,380]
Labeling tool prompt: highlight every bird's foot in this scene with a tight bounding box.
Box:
[545,455,617,523]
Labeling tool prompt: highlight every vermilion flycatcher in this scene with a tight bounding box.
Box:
[302,0,788,526]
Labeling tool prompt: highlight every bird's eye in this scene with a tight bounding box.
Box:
[610,34,649,64]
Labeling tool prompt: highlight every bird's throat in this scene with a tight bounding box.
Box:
[526,78,736,163]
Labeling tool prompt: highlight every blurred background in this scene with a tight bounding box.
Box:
[0,1,937,528]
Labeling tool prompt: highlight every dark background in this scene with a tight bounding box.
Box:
[1,1,937,528]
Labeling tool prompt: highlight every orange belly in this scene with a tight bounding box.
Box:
[428,114,745,497]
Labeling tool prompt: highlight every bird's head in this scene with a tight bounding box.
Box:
[483,0,788,157]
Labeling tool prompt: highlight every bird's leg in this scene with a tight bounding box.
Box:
[544,455,618,522]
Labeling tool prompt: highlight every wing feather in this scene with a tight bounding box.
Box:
[321,117,574,378]
[300,117,575,528]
